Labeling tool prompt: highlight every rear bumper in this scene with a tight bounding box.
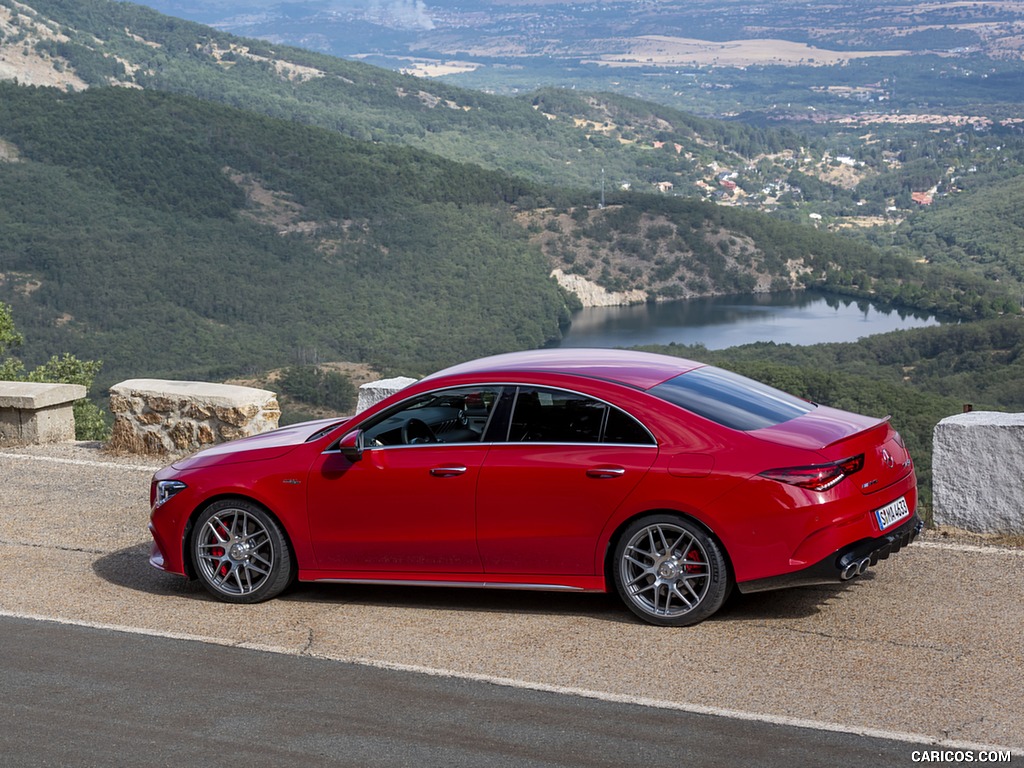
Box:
[736,514,923,594]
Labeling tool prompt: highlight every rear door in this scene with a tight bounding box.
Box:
[475,386,658,575]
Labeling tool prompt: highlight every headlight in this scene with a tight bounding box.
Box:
[154,480,187,507]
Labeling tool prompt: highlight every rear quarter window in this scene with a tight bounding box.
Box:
[649,366,814,431]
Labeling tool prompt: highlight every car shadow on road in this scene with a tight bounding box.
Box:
[92,543,209,599]
[91,545,637,622]
[716,577,872,623]
[93,544,864,625]
[289,580,638,622]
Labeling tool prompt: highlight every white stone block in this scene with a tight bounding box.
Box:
[932,411,1024,534]
[0,382,86,446]
[356,376,418,413]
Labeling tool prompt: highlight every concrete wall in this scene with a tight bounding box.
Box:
[933,411,1024,535]
[0,382,86,447]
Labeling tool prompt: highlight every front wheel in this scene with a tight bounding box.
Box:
[613,514,730,627]
[191,499,293,603]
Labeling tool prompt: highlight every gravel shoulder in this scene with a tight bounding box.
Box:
[2,443,1022,751]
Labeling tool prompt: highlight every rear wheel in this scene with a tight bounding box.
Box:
[613,514,730,627]
[192,499,293,603]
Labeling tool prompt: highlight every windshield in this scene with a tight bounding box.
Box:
[649,367,814,431]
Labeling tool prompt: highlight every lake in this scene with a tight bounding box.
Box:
[555,291,941,350]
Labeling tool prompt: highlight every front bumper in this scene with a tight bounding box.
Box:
[736,514,923,594]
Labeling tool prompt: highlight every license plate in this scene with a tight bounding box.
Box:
[875,496,910,530]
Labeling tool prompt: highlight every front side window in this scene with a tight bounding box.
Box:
[506,387,654,445]
[362,386,503,446]
[649,366,814,431]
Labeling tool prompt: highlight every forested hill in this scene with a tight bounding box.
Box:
[0,83,567,386]
[5,0,1023,309]
[0,82,1016,389]
[0,0,803,189]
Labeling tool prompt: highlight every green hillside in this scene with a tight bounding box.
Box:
[1,81,1016,391]
[0,84,567,387]
[6,0,1024,295]
[896,174,1024,289]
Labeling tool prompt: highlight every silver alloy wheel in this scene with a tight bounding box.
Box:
[195,505,276,597]
[618,520,711,619]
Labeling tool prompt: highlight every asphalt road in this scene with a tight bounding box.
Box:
[1,444,1022,765]
[0,614,928,768]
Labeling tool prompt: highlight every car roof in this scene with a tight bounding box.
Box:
[426,348,703,391]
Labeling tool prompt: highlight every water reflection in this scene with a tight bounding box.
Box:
[556,291,939,350]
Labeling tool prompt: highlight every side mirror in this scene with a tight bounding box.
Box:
[338,429,364,462]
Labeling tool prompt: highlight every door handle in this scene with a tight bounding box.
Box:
[430,466,468,477]
[586,467,626,479]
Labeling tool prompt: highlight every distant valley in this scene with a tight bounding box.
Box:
[138,0,1024,116]
[137,1,1024,67]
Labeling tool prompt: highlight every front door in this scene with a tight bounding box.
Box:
[305,384,502,573]
[307,444,486,573]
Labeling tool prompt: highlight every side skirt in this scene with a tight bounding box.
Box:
[297,571,607,593]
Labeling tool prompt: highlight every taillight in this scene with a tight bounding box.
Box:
[759,454,864,492]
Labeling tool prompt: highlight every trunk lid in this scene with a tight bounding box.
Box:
[752,406,913,495]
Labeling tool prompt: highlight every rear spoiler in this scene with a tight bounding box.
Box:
[823,415,891,450]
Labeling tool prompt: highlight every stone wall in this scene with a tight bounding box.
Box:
[933,411,1024,534]
[21,374,1024,539]
[108,379,280,456]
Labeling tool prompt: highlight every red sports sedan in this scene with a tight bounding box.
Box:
[149,349,921,626]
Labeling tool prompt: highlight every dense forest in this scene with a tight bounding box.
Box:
[2,84,1014,396]
[0,84,568,387]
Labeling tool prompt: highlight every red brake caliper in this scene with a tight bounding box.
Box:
[685,548,703,573]
[212,522,229,576]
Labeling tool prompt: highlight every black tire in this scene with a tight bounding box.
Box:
[612,514,730,627]
[191,499,293,603]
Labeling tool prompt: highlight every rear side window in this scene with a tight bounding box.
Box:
[507,387,655,445]
[649,367,814,431]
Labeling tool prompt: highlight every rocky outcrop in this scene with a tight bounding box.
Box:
[550,269,647,307]
[933,411,1024,534]
[108,379,280,455]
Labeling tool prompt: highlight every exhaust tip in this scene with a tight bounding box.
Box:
[841,557,872,580]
